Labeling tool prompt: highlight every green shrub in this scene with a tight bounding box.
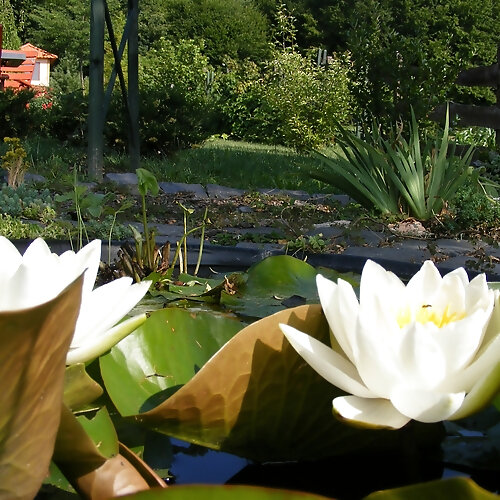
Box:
[0,89,36,138]
[447,183,500,231]
[220,49,352,149]
[138,38,217,154]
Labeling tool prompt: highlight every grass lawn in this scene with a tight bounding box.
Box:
[22,136,336,194]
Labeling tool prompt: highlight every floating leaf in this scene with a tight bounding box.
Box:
[76,407,119,458]
[64,363,103,411]
[100,308,243,416]
[364,477,498,500]
[221,255,319,319]
[54,405,166,496]
[0,276,83,500]
[121,484,331,500]
[133,304,412,461]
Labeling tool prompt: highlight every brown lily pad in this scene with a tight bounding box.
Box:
[0,276,83,499]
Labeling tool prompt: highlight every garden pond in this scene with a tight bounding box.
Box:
[39,253,500,499]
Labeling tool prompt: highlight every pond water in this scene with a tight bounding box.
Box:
[133,262,500,499]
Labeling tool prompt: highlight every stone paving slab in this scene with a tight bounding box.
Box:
[206,184,246,198]
[158,182,208,199]
[104,172,140,195]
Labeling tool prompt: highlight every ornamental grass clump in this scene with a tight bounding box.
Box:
[307,107,477,220]
[281,260,500,429]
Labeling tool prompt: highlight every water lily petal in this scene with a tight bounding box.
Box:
[465,273,492,311]
[395,322,447,390]
[405,260,443,303]
[353,309,402,398]
[316,275,358,363]
[0,236,22,272]
[432,272,466,319]
[280,324,374,398]
[441,327,500,393]
[360,260,406,311]
[4,258,79,311]
[431,308,493,374]
[390,388,465,423]
[72,278,150,347]
[66,313,147,365]
[60,240,102,297]
[449,361,500,421]
[332,395,411,429]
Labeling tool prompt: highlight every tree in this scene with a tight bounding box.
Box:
[0,0,21,48]
[255,0,500,126]
[139,0,271,64]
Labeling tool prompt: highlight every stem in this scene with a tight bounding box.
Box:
[183,210,188,273]
[194,207,208,276]
[141,194,150,267]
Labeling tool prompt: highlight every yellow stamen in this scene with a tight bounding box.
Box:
[397,304,465,329]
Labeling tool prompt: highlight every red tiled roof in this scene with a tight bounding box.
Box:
[19,43,57,61]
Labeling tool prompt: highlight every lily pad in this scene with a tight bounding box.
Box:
[133,304,409,461]
[53,404,166,495]
[221,255,319,319]
[76,407,119,458]
[121,484,331,499]
[100,308,243,416]
[0,276,83,499]
[64,363,104,411]
[364,477,498,499]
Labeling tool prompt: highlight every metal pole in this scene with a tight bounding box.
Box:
[128,0,140,171]
[0,25,4,91]
[496,45,500,148]
[88,0,105,182]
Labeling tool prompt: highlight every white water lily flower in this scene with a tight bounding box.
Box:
[280,260,500,429]
[0,237,150,364]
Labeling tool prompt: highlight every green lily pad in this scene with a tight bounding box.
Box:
[0,276,83,499]
[76,407,119,458]
[364,477,498,499]
[122,484,331,499]
[100,308,243,416]
[221,255,319,319]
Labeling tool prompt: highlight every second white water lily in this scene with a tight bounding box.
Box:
[281,260,500,429]
[0,237,150,364]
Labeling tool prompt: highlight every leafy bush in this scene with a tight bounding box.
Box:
[0,89,36,138]
[1,137,28,187]
[138,38,217,154]
[447,182,500,231]
[220,49,353,149]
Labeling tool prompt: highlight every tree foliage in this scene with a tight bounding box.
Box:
[139,0,270,64]
[0,0,21,48]
[256,0,500,125]
[220,49,353,149]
